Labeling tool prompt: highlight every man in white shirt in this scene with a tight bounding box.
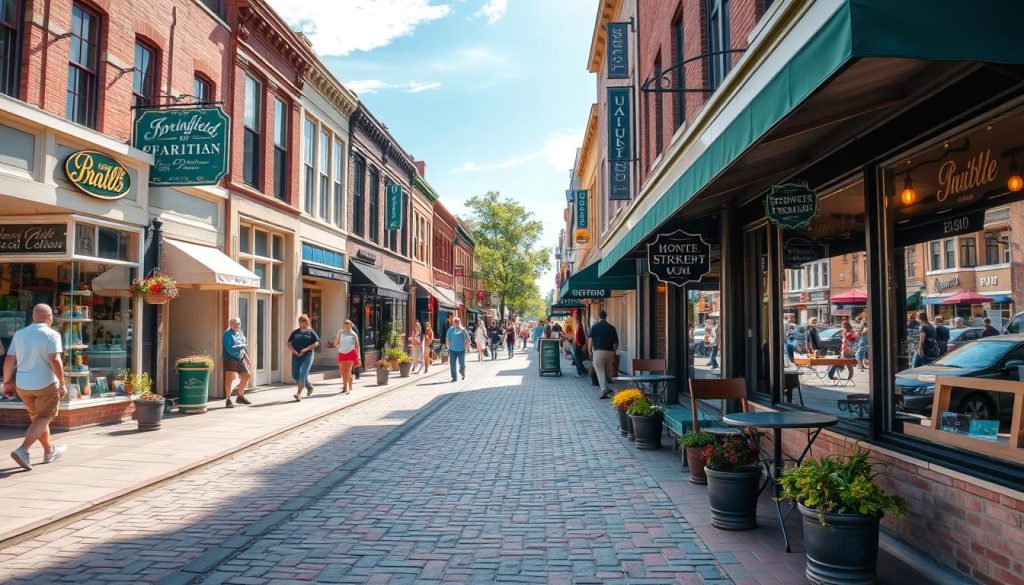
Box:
[3,304,68,470]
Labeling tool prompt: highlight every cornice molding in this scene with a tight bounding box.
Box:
[587,0,623,73]
[352,104,417,181]
[307,61,359,117]
[413,174,440,202]
[237,0,317,84]
[577,103,599,178]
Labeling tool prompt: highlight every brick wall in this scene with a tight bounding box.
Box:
[0,401,136,430]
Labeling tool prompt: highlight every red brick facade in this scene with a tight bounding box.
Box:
[432,202,456,289]
[0,400,135,430]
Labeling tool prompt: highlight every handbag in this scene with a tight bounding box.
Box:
[483,347,490,357]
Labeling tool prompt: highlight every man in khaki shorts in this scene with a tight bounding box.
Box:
[3,304,68,471]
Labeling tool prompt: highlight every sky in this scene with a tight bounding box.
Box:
[266,0,598,299]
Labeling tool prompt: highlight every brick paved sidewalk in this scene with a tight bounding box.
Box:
[0,366,447,543]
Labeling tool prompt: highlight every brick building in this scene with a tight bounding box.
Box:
[430,195,457,338]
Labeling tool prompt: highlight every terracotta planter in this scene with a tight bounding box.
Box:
[387,358,399,371]
[145,292,171,305]
[684,446,708,484]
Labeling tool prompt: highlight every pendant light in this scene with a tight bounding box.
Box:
[1008,159,1023,192]
[900,175,916,206]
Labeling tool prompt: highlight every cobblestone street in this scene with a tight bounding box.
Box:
[0,352,731,585]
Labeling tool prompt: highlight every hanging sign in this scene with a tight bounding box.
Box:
[0,224,68,254]
[610,160,630,200]
[64,151,131,200]
[606,22,629,80]
[490,292,499,305]
[454,265,464,277]
[386,184,403,230]
[133,107,231,186]
[575,229,590,245]
[783,238,829,269]
[574,190,589,229]
[765,183,817,229]
[477,290,486,302]
[646,229,710,287]
[608,87,631,162]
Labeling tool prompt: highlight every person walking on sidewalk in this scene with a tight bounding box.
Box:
[475,320,487,361]
[288,315,320,402]
[4,304,68,470]
[446,317,469,382]
[409,322,425,374]
[505,323,516,359]
[588,310,619,399]
[488,323,502,361]
[222,317,252,408]
[571,312,588,378]
[334,320,360,394]
[423,323,435,373]
[533,319,546,350]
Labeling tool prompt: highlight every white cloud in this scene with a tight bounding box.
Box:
[474,0,507,24]
[429,47,505,72]
[346,79,443,94]
[451,130,584,174]
[268,0,452,56]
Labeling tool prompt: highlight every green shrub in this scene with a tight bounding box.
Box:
[679,431,715,448]
[626,396,664,417]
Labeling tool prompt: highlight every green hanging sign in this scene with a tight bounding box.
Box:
[765,183,817,229]
[64,150,131,200]
[386,183,404,230]
[133,107,231,187]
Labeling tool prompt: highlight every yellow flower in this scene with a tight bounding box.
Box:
[611,388,643,408]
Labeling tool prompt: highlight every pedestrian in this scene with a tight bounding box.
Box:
[505,323,516,358]
[705,320,719,370]
[475,320,487,361]
[981,318,1001,337]
[934,316,950,356]
[914,312,941,367]
[953,316,966,329]
[446,317,469,382]
[856,324,869,370]
[806,317,822,357]
[520,325,529,350]
[333,319,360,394]
[828,320,857,380]
[423,323,435,373]
[287,314,320,402]
[488,322,502,360]
[571,312,588,377]
[533,319,546,349]
[409,322,425,374]
[588,311,619,399]
[4,304,67,470]
[222,317,252,408]
[784,316,797,365]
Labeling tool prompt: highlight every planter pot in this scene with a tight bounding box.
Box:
[589,370,599,386]
[376,368,390,385]
[176,367,211,414]
[135,399,165,431]
[616,409,630,437]
[145,292,171,305]
[629,412,663,450]
[705,466,761,530]
[799,504,881,585]
[684,446,708,484]
[121,382,135,396]
[387,358,399,371]
[399,362,412,377]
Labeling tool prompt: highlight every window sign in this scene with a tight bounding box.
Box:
[765,183,817,229]
[646,230,710,286]
[0,224,68,254]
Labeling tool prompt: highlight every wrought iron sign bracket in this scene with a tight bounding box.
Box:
[640,49,747,94]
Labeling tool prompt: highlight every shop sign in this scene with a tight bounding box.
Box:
[610,160,630,200]
[477,290,486,302]
[935,148,998,205]
[491,292,499,305]
[565,288,609,301]
[0,224,68,254]
[454,265,464,277]
[646,230,710,287]
[765,183,817,229]
[933,276,960,293]
[575,228,590,245]
[574,190,589,229]
[980,276,998,287]
[608,87,631,162]
[356,249,378,263]
[64,151,131,200]
[897,209,984,247]
[783,238,828,269]
[301,262,351,282]
[606,22,629,80]
[386,184,403,230]
[133,107,230,186]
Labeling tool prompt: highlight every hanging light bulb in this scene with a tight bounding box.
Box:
[1008,160,1023,192]
[900,175,916,206]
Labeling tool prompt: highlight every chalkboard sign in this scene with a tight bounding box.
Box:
[538,338,562,376]
[765,183,817,229]
[646,230,710,287]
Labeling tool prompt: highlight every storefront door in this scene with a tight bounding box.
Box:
[254,293,272,386]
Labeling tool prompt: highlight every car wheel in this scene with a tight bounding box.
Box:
[957,392,996,420]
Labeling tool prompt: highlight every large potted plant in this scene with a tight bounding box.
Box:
[702,434,761,530]
[679,431,715,485]
[130,272,179,305]
[398,353,413,377]
[611,389,642,439]
[627,396,664,450]
[116,368,136,395]
[134,383,165,431]
[175,354,214,414]
[383,347,405,371]
[375,359,390,385]
[778,449,909,585]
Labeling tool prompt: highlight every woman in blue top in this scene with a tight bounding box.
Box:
[287,314,320,402]
[445,317,469,382]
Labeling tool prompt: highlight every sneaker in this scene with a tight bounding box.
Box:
[10,447,31,470]
[451,378,457,383]
[460,371,465,380]
[43,444,67,464]
[293,393,301,402]
[599,391,612,400]
[225,398,234,409]
[306,385,315,397]
[235,395,251,405]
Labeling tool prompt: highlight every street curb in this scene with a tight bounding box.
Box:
[0,368,448,548]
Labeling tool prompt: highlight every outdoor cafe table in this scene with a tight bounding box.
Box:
[721,411,839,552]
[612,374,676,404]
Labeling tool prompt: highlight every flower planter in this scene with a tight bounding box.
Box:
[685,446,708,485]
[176,367,211,414]
[399,362,412,377]
[629,412,663,450]
[616,409,631,437]
[387,358,399,372]
[376,368,390,385]
[145,292,171,305]
[799,504,881,585]
[135,398,165,431]
[705,466,761,530]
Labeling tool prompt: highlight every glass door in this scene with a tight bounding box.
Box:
[254,293,271,386]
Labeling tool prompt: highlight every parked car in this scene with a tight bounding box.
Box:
[895,335,1024,420]
[943,327,985,353]
[814,327,845,355]
[1003,310,1024,334]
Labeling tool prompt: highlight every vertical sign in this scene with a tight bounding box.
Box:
[610,161,630,201]
[386,183,403,230]
[606,22,629,80]
[608,87,631,162]
[574,190,588,229]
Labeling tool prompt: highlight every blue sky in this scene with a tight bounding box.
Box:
[268,0,597,297]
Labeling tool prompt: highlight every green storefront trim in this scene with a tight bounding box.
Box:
[559,260,636,301]
[599,0,1024,276]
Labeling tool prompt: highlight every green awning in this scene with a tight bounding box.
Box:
[600,0,1024,276]
[907,290,924,310]
[559,260,636,302]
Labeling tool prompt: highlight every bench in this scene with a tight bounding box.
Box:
[663,404,723,452]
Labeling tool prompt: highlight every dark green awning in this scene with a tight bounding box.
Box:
[600,0,1024,276]
[559,261,636,302]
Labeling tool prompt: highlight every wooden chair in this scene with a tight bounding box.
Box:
[688,378,749,435]
[632,358,667,374]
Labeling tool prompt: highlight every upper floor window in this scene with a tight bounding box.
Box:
[0,0,23,98]
[318,129,330,220]
[67,3,99,128]
[959,237,977,268]
[272,98,288,201]
[705,0,731,92]
[654,52,664,156]
[193,75,212,103]
[400,192,409,257]
[353,156,365,237]
[197,0,225,19]
[944,238,955,269]
[333,138,343,227]
[242,75,261,188]
[930,241,941,271]
[906,246,916,277]
[132,40,157,106]
[672,14,685,130]
[303,118,315,213]
[368,168,380,243]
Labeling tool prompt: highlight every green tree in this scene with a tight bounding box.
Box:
[463,191,550,320]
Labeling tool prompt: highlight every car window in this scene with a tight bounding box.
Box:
[820,328,841,338]
[1001,344,1024,364]
[1006,315,1023,334]
[961,330,978,341]
[934,341,1014,369]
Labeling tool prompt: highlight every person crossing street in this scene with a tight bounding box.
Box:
[446,317,469,382]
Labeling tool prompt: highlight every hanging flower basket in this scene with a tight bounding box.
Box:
[131,272,179,304]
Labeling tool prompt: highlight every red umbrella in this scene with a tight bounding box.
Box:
[831,289,867,304]
[943,291,993,304]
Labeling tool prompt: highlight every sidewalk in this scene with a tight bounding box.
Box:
[0,367,446,544]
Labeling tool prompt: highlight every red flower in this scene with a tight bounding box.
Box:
[151,283,164,293]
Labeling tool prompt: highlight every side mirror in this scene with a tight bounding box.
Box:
[1002,360,1024,375]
